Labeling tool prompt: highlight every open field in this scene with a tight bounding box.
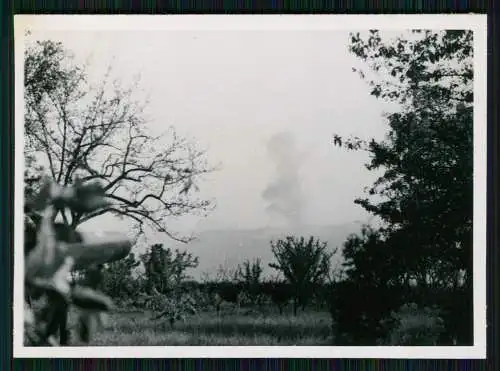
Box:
[71,308,332,346]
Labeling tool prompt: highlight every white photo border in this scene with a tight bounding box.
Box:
[13,14,488,359]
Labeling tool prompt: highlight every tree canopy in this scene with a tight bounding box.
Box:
[335,30,473,289]
[331,30,473,345]
[269,236,333,315]
[140,243,199,296]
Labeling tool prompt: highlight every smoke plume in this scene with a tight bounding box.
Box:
[262,132,305,227]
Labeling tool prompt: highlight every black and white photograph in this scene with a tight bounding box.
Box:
[14,15,487,358]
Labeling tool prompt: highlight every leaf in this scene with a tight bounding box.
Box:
[27,177,58,211]
[24,301,35,326]
[64,234,132,269]
[46,335,59,347]
[29,256,74,298]
[52,256,75,295]
[67,182,109,213]
[25,207,64,282]
[71,286,114,311]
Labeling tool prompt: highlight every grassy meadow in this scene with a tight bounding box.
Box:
[69,307,332,346]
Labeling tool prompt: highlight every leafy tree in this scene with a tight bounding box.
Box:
[261,279,293,315]
[269,236,333,315]
[24,39,215,241]
[150,293,197,329]
[332,30,473,344]
[199,267,242,313]
[137,244,199,324]
[140,243,199,297]
[236,258,263,304]
[24,153,44,201]
[100,253,141,301]
[341,226,406,287]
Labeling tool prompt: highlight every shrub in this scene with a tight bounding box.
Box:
[380,303,445,346]
[329,281,406,345]
[150,293,197,328]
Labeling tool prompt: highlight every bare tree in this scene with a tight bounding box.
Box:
[24,39,216,242]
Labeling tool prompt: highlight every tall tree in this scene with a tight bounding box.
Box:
[334,30,473,288]
[269,236,333,315]
[24,39,216,241]
[331,30,473,344]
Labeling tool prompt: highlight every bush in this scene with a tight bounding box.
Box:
[329,281,407,345]
[380,303,445,345]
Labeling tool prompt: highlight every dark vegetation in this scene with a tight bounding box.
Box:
[24,29,474,346]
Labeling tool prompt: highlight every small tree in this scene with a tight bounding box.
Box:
[261,278,293,315]
[140,243,199,297]
[100,252,141,303]
[150,294,197,329]
[269,236,333,315]
[236,258,263,305]
[138,244,199,326]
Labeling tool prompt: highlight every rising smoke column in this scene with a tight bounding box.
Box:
[262,132,305,228]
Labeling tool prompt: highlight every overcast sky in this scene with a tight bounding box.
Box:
[24,28,396,240]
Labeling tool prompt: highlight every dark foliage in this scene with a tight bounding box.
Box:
[269,236,333,315]
[330,30,474,345]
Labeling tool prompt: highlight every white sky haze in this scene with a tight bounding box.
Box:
[24,28,393,237]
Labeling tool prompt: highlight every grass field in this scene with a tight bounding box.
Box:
[73,308,333,346]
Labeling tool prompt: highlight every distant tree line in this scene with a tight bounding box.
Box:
[85,236,335,317]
